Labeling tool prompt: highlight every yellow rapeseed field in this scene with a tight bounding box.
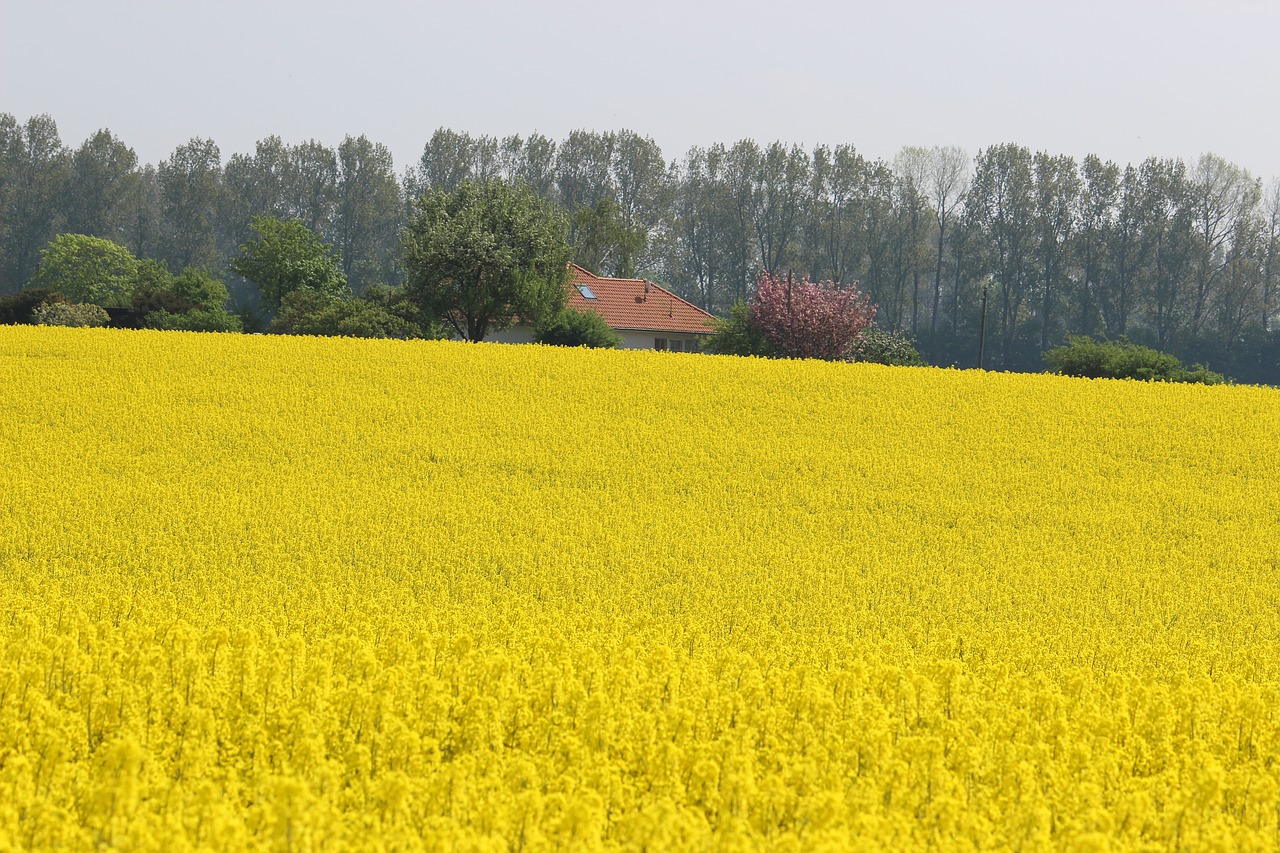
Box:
[1,325,1279,852]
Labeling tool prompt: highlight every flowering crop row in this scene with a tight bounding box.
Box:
[1,326,1279,850]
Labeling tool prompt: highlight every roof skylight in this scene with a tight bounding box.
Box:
[576,284,598,300]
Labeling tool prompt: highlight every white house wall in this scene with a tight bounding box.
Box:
[618,330,655,350]
[482,326,704,351]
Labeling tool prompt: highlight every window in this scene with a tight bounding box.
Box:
[575,284,597,300]
[668,339,684,353]
[654,338,667,350]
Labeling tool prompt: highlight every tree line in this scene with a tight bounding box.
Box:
[3,113,1278,382]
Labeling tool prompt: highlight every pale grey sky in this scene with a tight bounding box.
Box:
[3,0,1278,180]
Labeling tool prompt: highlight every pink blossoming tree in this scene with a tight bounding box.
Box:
[749,272,877,360]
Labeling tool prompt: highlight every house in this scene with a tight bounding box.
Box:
[487,264,717,351]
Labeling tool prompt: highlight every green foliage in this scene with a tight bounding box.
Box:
[269,289,426,339]
[534,307,621,348]
[132,259,174,294]
[143,307,243,333]
[32,234,139,307]
[1044,335,1110,378]
[170,267,230,311]
[850,327,927,366]
[132,279,190,317]
[1177,363,1230,386]
[571,197,647,279]
[702,301,776,357]
[238,304,269,334]
[360,284,448,338]
[132,263,231,324]
[402,179,573,341]
[31,300,110,327]
[1044,336,1227,385]
[230,216,348,313]
[0,288,63,325]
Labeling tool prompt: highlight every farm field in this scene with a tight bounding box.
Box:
[2,325,1280,851]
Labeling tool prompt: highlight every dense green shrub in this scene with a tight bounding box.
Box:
[849,327,926,366]
[533,307,620,348]
[702,300,776,357]
[270,290,424,339]
[1044,336,1226,384]
[1044,335,1111,378]
[170,267,231,311]
[1177,363,1231,386]
[359,285,444,337]
[132,283,194,317]
[31,301,110,328]
[132,265,231,316]
[143,308,243,333]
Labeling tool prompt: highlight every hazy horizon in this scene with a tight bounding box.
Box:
[4,0,1279,180]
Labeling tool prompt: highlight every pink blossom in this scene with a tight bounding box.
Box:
[749,272,877,360]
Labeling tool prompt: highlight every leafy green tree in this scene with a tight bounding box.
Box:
[63,129,139,242]
[607,130,670,276]
[408,128,492,197]
[221,136,291,251]
[1188,153,1259,336]
[157,138,223,272]
[132,257,173,292]
[571,198,646,278]
[925,146,971,335]
[170,266,231,311]
[122,164,164,263]
[32,233,138,306]
[554,130,615,234]
[402,179,572,340]
[804,143,873,288]
[0,114,69,294]
[892,146,933,334]
[969,143,1037,367]
[358,284,442,336]
[230,216,348,312]
[500,133,557,200]
[534,307,620,348]
[285,140,339,237]
[1033,152,1080,350]
[1071,154,1119,338]
[336,135,402,294]
[130,269,186,316]
[131,265,232,326]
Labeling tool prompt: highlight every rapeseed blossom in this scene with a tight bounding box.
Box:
[1,325,1278,850]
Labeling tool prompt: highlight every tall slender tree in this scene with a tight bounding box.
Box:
[0,114,68,293]
[335,135,401,293]
[970,144,1036,366]
[62,129,139,243]
[158,137,223,272]
[926,146,971,335]
[1032,152,1079,350]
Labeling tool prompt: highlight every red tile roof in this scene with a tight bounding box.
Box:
[565,264,717,335]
